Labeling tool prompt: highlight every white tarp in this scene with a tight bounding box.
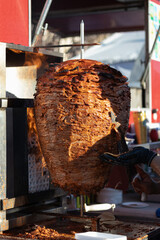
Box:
[72,31,145,88]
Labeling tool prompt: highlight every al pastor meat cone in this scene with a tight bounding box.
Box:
[34,59,130,195]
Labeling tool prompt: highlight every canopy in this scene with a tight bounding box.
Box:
[32,0,145,36]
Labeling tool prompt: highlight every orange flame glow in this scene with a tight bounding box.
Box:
[25,52,47,69]
[10,48,23,54]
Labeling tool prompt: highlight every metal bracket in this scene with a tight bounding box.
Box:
[0,98,34,108]
[0,98,8,108]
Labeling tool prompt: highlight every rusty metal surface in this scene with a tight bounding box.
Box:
[0,211,9,232]
[2,197,27,211]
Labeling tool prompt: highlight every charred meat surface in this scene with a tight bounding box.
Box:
[34,59,130,195]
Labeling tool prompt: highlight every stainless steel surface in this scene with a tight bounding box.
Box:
[6,66,37,99]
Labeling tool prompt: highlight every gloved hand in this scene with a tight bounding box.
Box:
[100,146,157,166]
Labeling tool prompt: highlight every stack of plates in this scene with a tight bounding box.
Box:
[97,187,123,205]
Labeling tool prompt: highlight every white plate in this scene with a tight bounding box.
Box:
[121,202,149,208]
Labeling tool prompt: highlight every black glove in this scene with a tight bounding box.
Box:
[100,147,157,166]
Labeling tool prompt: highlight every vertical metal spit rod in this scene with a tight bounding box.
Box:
[80,195,84,217]
[32,0,53,46]
[80,20,85,217]
[80,20,84,59]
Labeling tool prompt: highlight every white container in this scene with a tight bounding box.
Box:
[75,231,127,240]
[97,188,123,205]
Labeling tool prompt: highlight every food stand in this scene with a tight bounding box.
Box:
[1,0,160,240]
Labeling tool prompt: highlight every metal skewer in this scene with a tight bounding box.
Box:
[79,20,85,217]
[33,43,100,53]
[33,20,100,52]
[80,20,84,59]
[34,43,100,48]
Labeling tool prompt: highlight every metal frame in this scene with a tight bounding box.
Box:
[4,42,63,58]
[0,43,8,231]
[0,42,65,231]
[28,0,32,46]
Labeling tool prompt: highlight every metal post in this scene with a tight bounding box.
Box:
[0,43,7,200]
[80,195,84,217]
[32,0,53,46]
[80,20,85,217]
[0,43,8,231]
[80,20,84,59]
[141,24,160,89]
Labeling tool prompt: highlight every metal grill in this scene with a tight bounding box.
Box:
[28,154,50,193]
